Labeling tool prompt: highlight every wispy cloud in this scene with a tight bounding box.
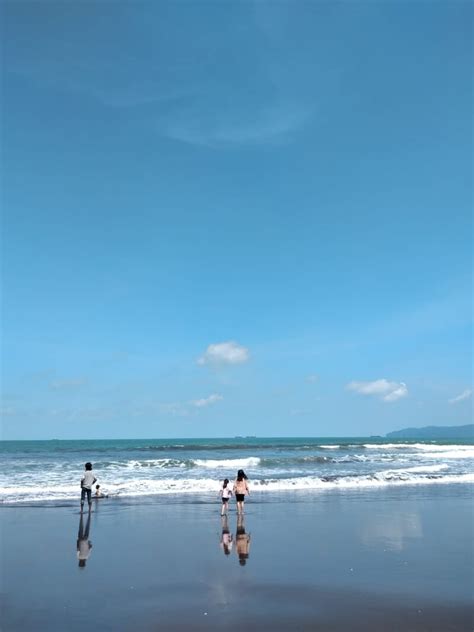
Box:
[191,394,223,408]
[198,341,249,367]
[158,393,224,415]
[306,374,319,383]
[290,408,311,416]
[0,406,18,417]
[6,2,314,150]
[158,402,190,417]
[449,389,472,404]
[50,378,87,391]
[160,100,311,148]
[347,379,408,403]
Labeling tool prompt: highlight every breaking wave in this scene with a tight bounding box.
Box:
[1,470,473,504]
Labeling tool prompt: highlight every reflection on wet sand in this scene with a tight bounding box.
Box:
[220,515,233,555]
[77,512,92,568]
[359,507,423,551]
[235,514,251,566]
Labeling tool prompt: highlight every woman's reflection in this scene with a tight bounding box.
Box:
[235,514,251,566]
[77,511,92,568]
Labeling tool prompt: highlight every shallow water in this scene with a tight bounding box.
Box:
[1,485,473,631]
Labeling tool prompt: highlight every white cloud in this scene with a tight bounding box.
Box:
[306,374,319,383]
[449,389,472,404]
[383,384,408,402]
[347,379,408,403]
[197,341,249,366]
[192,394,223,408]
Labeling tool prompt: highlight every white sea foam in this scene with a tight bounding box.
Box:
[335,454,370,462]
[255,472,474,490]
[362,443,474,453]
[397,464,449,473]
[417,450,474,460]
[1,471,473,504]
[123,459,186,469]
[320,445,340,449]
[193,457,260,468]
[407,443,474,452]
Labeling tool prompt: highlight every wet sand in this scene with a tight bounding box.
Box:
[1,486,473,631]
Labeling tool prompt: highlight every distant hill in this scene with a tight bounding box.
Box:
[386,424,474,439]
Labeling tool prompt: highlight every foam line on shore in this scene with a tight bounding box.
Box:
[2,471,473,504]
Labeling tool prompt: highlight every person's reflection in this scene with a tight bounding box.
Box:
[235,514,251,566]
[220,515,233,555]
[77,511,92,568]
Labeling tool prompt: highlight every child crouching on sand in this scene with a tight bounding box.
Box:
[94,484,108,498]
[219,478,233,515]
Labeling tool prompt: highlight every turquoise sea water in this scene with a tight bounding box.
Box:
[1,437,473,504]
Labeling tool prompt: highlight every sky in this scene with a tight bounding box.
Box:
[1,0,472,440]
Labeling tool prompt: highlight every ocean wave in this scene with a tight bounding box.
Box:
[260,455,332,466]
[401,464,449,473]
[252,472,474,489]
[93,458,189,469]
[417,450,474,459]
[132,443,318,452]
[361,443,474,452]
[193,457,260,469]
[2,471,473,504]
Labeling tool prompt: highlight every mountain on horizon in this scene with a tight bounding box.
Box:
[386,424,474,439]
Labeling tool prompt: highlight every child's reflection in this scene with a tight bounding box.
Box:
[77,511,92,568]
[235,514,251,566]
[220,515,233,555]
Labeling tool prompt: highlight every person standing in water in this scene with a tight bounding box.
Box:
[219,478,233,516]
[80,462,97,512]
[233,469,249,515]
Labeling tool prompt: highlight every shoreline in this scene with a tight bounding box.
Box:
[1,479,473,508]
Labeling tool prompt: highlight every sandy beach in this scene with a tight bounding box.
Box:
[1,485,472,631]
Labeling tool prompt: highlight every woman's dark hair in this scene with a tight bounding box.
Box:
[223,478,229,488]
[85,462,92,471]
[237,469,248,481]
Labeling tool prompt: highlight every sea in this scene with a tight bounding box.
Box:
[1,437,473,505]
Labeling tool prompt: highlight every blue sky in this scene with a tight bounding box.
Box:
[2,1,472,439]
